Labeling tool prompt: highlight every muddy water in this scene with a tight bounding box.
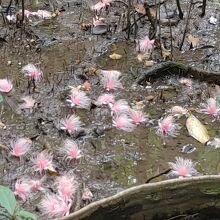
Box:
[0,0,220,219]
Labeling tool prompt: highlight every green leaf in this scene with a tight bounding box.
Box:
[16,210,37,220]
[0,185,16,215]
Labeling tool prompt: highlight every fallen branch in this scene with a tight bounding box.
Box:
[57,175,220,220]
[137,61,220,85]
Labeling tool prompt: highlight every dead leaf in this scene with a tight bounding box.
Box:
[145,95,154,101]
[0,121,6,129]
[161,44,171,60]
[47,164,58,176]
[0,143,7,150]
[133,4,146,15]
[137,53,150,62]
[144,60,154,67]
[52,9,60,17]
[188,35,200,48]
[109,53,122,60]
[134,101,145,110]
[87,67,97,75]
[186,114,210,144]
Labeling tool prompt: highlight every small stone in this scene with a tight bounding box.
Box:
[7,61,12,65]
[18,62,22,66]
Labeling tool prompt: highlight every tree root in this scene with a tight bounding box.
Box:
[137,61,220,85]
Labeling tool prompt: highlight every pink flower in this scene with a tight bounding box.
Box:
[93,17,105,26]
[82,188,93,201]
[156,115,181,137]
[30,179,44,191]
[40,194,70,217]
[37,10,52,19]
[96,93,115,106]
[33,151,53,173]
[14,179,31,201]
[60,115,83,134]
[62,139,82,161]
[82,81,91,91]
[130,109,147,124]
[20,96,35,109]
[109,99,130,116]
[200,98,220,116]
[91,0,112,11]
[136,36,155,53]
[10,138,32,157]
[22,64,42,81]
[170,106,188,116]
[168,157,198,178]
[55,175,77,201]
[179,78,192,86]
[113,115,135,132]
[67,88,91,109]
[100,70,123,91]
[0,79,13,93]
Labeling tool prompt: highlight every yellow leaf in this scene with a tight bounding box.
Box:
[47,164,58,176]
[186,114,210,144]
[109,53,122,60]
[161,44,171,60]
[0,121,6,129]
[144,60,154,67]
[188,35,200,48]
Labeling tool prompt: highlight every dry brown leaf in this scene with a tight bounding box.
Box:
[47,164,59,176]
[88,67,97,75]
[133,3,146,15]
[52,9,60,17]
[188,35,200,48]
[0,121,6,129]
[134,101,145,110]
[109,53,122,60]
[145,95,154,101]
[144,60,154,67]
[161,44,171,60]
[186,114,210,144]
[0,143,7,150]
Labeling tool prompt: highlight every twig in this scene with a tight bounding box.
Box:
[179,0,193,51]
[145,169,171,183]
[176,0,183,19]
[200,0,207,17]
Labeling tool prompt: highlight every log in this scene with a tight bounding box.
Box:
[57,175,220,220]
[137,61,220,85]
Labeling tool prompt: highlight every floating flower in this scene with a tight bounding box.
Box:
[37,10,52,19]
[0,79,13,93]
[22,64,42,81]
[109,99,130,116]
[96,93,115,106]
[113,115,135,132]
[67,88,91,109]
[82,188,93,201]
[168,157,198,178]
[136,36,155,53]
[10,138,32,157]
[40,194,70,217]
[62,139,82,161]
[130,109,147,124]
[179,78,192,87]
[30,179,44,191]
[82,81,91,91]
[20,96,35,109]
[55,175,77,201]
[170,106,188,116]
[33,151,53,173]
[100,70,123,91]
[199,98,220,117]
[60,115,83,134]
[156,115,181,137]
[14,179,31,201]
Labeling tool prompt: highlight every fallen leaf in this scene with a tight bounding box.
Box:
[161,44,171,60]
[134,101,145,110]
[0,121,6,129]
[145,95,154,101]
[0,143,7,150]
[109,53,122,60]
[88,67,97,75]
[188,35,200,48]
[137,53,150,62]
[144,60,154,67]
[47,164,58,176]
[52,9,60,17]
[186,114,210,144]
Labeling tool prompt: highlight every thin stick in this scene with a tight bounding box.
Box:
[179,0,193,51]
[176,0,183,19]
[200,0,207,17]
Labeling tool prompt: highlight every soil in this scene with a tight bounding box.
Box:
[0,0,220,219]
